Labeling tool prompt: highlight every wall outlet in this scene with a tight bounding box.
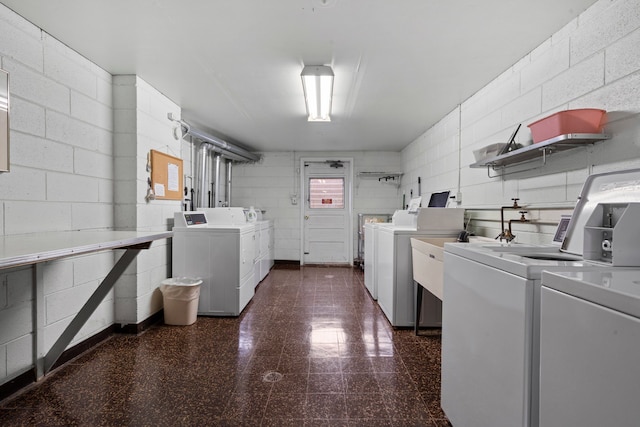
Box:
[291,194,298,205]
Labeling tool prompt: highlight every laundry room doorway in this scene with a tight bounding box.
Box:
[300,158,353,265]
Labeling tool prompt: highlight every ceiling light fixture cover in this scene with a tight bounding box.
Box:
[301,65,334,122]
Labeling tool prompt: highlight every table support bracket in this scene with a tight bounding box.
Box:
[42,242,151,375]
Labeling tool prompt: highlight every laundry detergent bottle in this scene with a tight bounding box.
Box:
[247,206,257,223]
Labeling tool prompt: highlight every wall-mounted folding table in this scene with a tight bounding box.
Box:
[0,230,172,377]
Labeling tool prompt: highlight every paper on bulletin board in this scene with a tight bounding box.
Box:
[168,162,179,192]
[154,183,166,197]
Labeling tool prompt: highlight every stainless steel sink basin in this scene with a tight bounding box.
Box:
[481,244,551,253]
[521,253,582,261]
[478,245,583,261]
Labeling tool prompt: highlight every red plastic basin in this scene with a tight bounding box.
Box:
[528,109,606,143]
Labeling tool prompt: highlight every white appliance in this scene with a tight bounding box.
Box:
[441,168,640,427]
[254,213,274,286]
[539,269,640,427]
[376,207,464,327]
[172,208,256,316]
[364,222,381,299]
[363,214,392,299]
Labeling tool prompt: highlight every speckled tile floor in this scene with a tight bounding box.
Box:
[0,266,451,426]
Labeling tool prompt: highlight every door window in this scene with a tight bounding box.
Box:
[309,178,344,209]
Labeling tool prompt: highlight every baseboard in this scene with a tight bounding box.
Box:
[0,312,163,404]
[0,370,36,403]
[115,310,164,334]
[300,263,354,268]
[51,325,117,371]
[274,260,359,269]
[273,260,301,269]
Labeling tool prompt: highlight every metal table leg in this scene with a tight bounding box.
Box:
[415,280,423,335]
[42,243,150,375]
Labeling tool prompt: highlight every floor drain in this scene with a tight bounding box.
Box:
[262,371,283,383]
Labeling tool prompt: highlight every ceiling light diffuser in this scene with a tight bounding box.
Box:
[301,65,334,122]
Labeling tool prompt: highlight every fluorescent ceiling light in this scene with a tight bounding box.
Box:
[301,65,334,122]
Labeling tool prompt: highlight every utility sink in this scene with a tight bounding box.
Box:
[410,237,457,300]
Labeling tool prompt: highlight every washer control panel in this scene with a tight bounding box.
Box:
[174,211,208,228]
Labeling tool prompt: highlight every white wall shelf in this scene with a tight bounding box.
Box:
[470,133,610,178]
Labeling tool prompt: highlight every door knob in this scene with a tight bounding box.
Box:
[305,215,309,220]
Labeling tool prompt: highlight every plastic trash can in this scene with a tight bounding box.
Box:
[159,277,202,325]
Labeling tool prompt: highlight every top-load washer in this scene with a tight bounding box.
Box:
[376,207,464,327]
[539,268,640,427]
[172,208,256,316]
[441,168,640,427]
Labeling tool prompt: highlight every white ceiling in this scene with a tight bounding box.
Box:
[1,0,598,153]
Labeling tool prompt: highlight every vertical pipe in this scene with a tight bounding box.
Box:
[226,159,233,207]
[213,154,221,208]
[196,143,209,209]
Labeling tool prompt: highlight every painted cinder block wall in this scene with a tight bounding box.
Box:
[112,75,183,325]
[0,5,184,386]
[401,0,640,244]
[0,5,117,383]
[232,151,402,261]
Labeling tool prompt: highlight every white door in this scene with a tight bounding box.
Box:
[301,159,353,265]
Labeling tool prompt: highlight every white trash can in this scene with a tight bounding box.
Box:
[159,277,202,326]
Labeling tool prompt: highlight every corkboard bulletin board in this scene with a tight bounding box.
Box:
[150,149,183,200]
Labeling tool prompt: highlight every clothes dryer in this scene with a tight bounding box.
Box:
[172,209,255,316]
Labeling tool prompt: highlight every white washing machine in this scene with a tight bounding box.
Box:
[172,208,255,316]
[539,269,640,427]
[247,209,273,288]
[441,168,640,427]
[364,220,388,299]
[256,217,273,285]
[376,208,464,327]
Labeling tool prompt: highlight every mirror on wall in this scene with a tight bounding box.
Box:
[0,69,8,172]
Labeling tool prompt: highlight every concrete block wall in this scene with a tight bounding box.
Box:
[0,4,117,383]
[232,151,401,261]
[113,76,182,325]
[402,0,640,243]
[0,3,184,385]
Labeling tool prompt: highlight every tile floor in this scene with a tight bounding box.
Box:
[0,266,452,426]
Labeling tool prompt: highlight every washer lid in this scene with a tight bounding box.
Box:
[562,168,640,256]
[446,242,589,279]
[543,269,640,318]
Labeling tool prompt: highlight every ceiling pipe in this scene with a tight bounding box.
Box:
[226,159,233,207]
[169,114,260,163]
[195,143,210,209]
[213,154,222,208]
